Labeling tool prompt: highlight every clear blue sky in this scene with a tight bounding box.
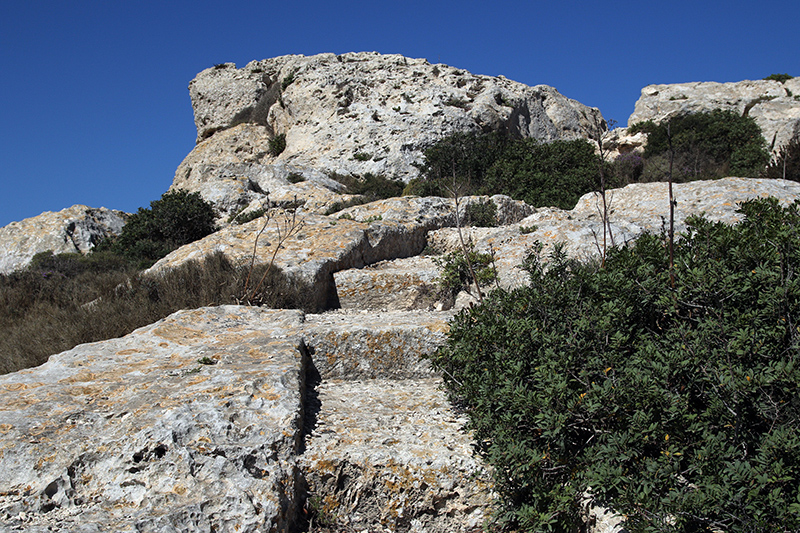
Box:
[1,0,798,227]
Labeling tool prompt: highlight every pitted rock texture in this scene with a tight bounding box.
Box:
[177,52,605,216]
[427,177,800,290]
[0,306,491,533]
[0,306,308,532]
[304,310,451,379]
[0,205,127,274]
[300,378,493,533]
[628,78,800,152]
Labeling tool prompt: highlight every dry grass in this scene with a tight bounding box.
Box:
[0,251,316,375]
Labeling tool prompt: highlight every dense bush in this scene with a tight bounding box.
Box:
[407,131,600,209]
[763,135,800,181]
[0,251,316,375]
[406,131,511,197]
[481,138,600,209]
[429,198,800,532]
[630,110,770,181]
[764,73,793,83]
[103,189,217,266]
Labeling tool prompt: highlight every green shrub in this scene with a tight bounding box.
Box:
[763,135,800,181]
[464,199,497,227]
[269,133,287,156]
[482,138,600,209]
[102,189,216,267]
[429,198,800,532]
[764,73,793,83]
[287,172,305,184]
[410,131,511,197]
[434,248,496,302]
[630,110,770,180]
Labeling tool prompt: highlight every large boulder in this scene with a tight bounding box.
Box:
[627,78,800,152]
[0,306,308,532]
[0,205,127,274]
[174,52,606,217]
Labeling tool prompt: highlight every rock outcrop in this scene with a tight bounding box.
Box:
[0,205,127,274]
[627,78,800,152]
[0,305,489,532]
[173,52,606,218]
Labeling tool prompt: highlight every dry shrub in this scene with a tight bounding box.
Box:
[0,252,316,375]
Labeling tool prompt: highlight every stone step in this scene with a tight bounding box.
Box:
[303,310,452,380]
[300,378,493,533]
[333,256,441,311]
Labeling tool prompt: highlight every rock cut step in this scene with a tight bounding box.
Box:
[301,378,494,533]
[303,310,453,380]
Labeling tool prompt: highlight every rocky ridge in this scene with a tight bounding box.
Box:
[173,52,605,219]
[0,205,127,275]
[4,177,800,532]
[627,77,800,153]
[4,55,800,532]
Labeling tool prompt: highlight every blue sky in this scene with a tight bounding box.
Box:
[1,0,798,227]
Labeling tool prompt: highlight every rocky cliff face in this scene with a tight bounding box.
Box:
[627,78,800,152]
[0,205,127,274]
[172,52,606,218]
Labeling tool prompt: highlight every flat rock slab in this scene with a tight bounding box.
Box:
[0,306,308,533]
[334,256,440,311]
[301,378,493,533]
[304,310,452,379]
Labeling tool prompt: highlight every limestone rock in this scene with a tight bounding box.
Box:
[303,310,451,379]
[300,378,494,533]
[0,205,127,274]
[334,256,440,311]
[178,52,605,216]
[628,78,800,152]
[428,177,800,289]
[0,306,308,532]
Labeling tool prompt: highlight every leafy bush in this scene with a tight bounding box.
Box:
[103,189,217,267]
[630,110,770,180]
[611,151,645,185]
[464,199,497,227]
[763,135,800,181]
[482,138,600,209]
[434,248,496,303]
[0,252,316,375]
[764,73,793,83]
[407,131,511,197]
[429,198,800,532]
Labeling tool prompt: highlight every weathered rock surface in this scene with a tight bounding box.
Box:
[147,195,531,310]
[0,205,127,274]
[176,52,605,217]
[428,177,800,290]
[0,305,492,533]
[300,378,492,533]
[0,306,308,532]
[334,256,440,311]
[628,78,800,152]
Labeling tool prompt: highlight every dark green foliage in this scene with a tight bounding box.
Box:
[408,131,511,197]
[287,172,306,184]
[763,135,800,181]
[434,248,496,302]
[464,199,497,227]
[429,198,800,532]
[269,133,287,156]
[229,208,267,225]
[764,73,793,83]
[104,189,217,267]
[631,111,770,180]
[0,252,316,375]
[327,172,405,201]
[482,138,600,209]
